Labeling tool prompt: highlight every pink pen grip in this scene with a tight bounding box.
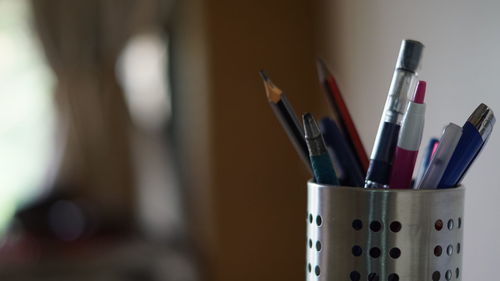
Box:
[389,147,418,189]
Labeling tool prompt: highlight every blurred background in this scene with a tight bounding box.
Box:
[0,0,499,280]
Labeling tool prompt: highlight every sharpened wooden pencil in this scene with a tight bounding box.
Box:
[260,71,312,174]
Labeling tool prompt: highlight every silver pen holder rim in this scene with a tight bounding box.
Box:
[307,180,464,194]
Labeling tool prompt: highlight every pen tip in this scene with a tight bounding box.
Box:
[303,113,321,138]
[259,70,269,81]
[413,80,426,104]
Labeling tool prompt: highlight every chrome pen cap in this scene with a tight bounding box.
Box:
[303,113,328,156]
[467,103,496,139]
[396,39,424,72]
[382,39,424,123]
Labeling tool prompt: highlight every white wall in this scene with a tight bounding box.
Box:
[317,0,500,278]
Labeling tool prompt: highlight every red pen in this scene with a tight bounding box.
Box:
[389,81,427,189]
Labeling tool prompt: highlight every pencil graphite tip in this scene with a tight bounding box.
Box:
[303,113,321,139]
[260,71,282,103]
[316,58,329,82]
[259,70,269,81]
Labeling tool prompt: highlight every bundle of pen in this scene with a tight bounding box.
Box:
[261,39,495,189]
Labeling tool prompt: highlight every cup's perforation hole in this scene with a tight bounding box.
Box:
[370,221,382,232]
[456,268,460,278]
[388,273,399,281]
[447,245,453,256]
[389,247,401,259]
[350,271,361,281]
[457,243,461,254]
[390,221,402,233]
[447,219,454,230]
[308,214,313,224]
[445,270,452,280]
[434,245,443,257]
[435,219,443,231]
[352,219,363,231]
[314,265,320,276]
[458,217,462,228]
[308,239,313,249]
[316,215,323,226]
[368,273,379,281]
[432,271,441,281]
[316,241,322,251]
[307,263,311,273]
[352,245,363,257]
[369,247,381,258]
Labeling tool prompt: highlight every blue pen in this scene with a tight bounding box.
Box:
[303,113,339,185]
[438,104,495,188]
[320,117,364,187]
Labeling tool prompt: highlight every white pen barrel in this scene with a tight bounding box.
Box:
[398,102,425,151]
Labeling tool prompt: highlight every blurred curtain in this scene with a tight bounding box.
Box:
[30,0,168,223]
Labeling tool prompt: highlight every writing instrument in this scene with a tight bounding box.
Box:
[365,39,424,188]
[260,71,312,174]
[317,59,368,172]
[417,123,462,189]
[414,137,439,187]
[438,104,495,188]
[431,141,440,158]
[303,113,339,185]
[320,117,365,187]
[320,138,346,184]
[388,80,427,189]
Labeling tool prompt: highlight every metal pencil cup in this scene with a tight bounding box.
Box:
[306,182,464,281]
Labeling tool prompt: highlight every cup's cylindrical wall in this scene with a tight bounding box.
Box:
[306,182,464,281]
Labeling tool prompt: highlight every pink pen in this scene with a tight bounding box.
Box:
[389,81,426,189]
[430,141,440,159]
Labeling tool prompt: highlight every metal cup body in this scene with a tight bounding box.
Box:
[306,182,464,281]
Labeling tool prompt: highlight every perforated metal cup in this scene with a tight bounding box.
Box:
[306,182,464,281]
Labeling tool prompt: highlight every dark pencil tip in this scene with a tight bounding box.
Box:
[316,58,329,82]
[259,70,269,81]
[317,57,327,66]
